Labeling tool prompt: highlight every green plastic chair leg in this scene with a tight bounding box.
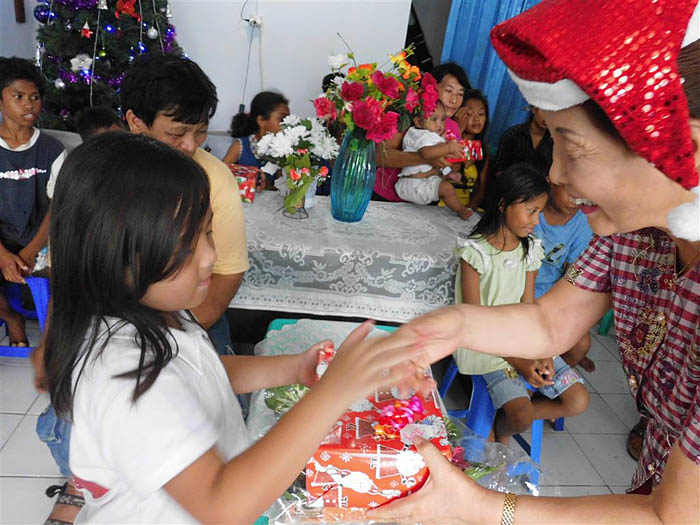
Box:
[597,309,614,335]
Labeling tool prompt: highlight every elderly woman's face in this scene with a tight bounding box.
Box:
[545,105,690,236]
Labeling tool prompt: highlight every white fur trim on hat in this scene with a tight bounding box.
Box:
[668,186,700,241]
[682,2,700,48]
[506,68,589,111]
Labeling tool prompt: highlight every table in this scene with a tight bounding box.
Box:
[231,192,479,323]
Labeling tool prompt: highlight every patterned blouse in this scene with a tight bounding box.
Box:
[565,228,700,490]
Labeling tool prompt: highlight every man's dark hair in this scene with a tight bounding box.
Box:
[74,106,123,140]
[120,53,218,127]
[0,56,45,98]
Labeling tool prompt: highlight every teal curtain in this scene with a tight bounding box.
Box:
[441,0,541,151]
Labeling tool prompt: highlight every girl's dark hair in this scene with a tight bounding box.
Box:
[431,62,471,91]
[0,56,45,97]
[120,53,218,127]
[230,91,289,138]
[74,105,123,140]
[463,88,491,171]
[471,162,550,257]
[46,131,211,419]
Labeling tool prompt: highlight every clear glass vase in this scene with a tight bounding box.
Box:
[330,130,376,223]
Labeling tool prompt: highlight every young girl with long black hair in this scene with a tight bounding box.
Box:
[45,132,428,523]
[453,163,589,443]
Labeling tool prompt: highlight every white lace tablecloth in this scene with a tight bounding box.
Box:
[231,191,479,322]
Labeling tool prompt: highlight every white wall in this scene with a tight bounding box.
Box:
[171,0,411,139]
[0,1,42,59]
[1,0,411,155]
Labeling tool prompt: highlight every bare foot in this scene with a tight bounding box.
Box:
[458,207,473,220]
[5,313,27,346]
[46,480,84,524]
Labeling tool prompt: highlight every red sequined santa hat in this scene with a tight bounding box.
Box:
[491,0,700,240]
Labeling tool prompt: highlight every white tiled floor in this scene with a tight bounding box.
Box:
[0,324,639,522]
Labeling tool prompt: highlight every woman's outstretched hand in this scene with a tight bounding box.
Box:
[368,437,482,524]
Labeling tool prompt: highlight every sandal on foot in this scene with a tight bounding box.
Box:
[626,417,648,461]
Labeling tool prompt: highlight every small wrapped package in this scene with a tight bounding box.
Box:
[305,388,451,509]
[446,139,484,163]
[229,164,259,202]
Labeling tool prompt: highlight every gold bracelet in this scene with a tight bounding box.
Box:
[501,492,517,525]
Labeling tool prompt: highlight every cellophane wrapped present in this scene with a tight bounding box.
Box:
[229,164,259,202]
[304,387,452,510]
[446,139,484,163]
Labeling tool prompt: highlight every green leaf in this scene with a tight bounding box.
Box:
[284,180,312,214]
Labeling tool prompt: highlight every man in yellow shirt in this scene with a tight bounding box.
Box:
[122,54,249,354]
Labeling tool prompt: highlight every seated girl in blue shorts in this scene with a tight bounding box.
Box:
[453,163,589,443]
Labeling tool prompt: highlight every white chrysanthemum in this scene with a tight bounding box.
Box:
[281,114,301,127]
[284,124,310,145]
[256,132,273,156]
[311,132,340,160]
[268,132,294,157]
[327,54,346,69]
[332,75,345,87]
[309,117,326,135]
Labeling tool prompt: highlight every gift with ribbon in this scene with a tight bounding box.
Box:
[229,164,260,203]
[446,139,483,163]
[305,387,451,509]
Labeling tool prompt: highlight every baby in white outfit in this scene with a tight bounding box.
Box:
[395,101,472,219]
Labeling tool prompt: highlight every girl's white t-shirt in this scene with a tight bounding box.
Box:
[70,313,250,524]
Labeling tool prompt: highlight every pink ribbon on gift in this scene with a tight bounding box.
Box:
[374,395,426,440]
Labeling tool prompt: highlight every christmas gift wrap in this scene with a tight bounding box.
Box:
[229,164,259,202]
[305,388,451,509]
[446,139,484,163]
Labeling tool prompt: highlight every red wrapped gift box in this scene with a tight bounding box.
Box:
[229,164,259,202]
[305,387,451,509]
[446,139,483,163]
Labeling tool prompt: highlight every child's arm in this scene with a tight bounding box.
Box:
[460,259,481,306]
[505,270,554,386]
[165,322,430,523]
[418,140,465,161]
[19,210,50,275]
[408,168,442,179]
[219,340,328,393]
[466,157,490,210]
[222,140,242,165]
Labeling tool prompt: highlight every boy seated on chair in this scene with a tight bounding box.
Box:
[0,57,64,347]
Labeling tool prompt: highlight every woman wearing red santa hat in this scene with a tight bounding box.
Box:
[372,0,700,523]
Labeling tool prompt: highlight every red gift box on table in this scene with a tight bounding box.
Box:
[446,139,483,163]
[229,164,259,202]
[305,387,451,510]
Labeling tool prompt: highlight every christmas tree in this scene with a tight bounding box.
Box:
[32,0,182,130]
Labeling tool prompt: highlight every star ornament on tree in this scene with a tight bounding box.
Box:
[70,54,93,72]
[80,21,93,38]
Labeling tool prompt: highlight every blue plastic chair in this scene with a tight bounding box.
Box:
[438,357,564,487]
[0,277,50,358]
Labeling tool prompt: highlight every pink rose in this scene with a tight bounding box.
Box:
[301,167,310,175]
[421,84,438,117]
[340,81,364,102]
[370,70,401,100]
[352,98,383,130]
[421,72,437,89]
[366,111,399,143]
[319,165,329,177]
[313,97,336,120]
[289,169,301,181]
[405,88,420,112]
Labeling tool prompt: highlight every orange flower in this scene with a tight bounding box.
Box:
[358,63,374,71]
[348,66,357,75]
[402,64,421,81]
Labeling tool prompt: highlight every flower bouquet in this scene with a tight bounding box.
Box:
[256,115,339,215]
[314,46,438,143]
[313,45,439,222]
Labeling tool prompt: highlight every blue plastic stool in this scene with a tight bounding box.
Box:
[0,277,50,358]
[438,357,564,487]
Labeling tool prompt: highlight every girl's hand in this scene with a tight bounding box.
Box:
[446,140,466,158]
[368,437,478,524]
[507,357,554,388]
[533,357,555,384]
[294,339,333,387]
[454,107,470,134]
[317,321,432,405]
[0,249,28,283]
